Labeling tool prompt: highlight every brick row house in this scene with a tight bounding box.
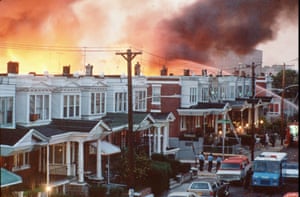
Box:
[0,62,273,196]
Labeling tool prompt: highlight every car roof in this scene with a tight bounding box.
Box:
[167,191,199,197]
[192,177,218,183]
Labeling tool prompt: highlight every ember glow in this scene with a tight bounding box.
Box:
[0,0,298,75]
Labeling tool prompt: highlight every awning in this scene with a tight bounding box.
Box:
[0,168,22,188]
[91,141,121,155]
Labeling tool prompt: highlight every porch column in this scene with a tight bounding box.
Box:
[157,127,161,153]
[215,115,219,135]
[46,144,49,186]
[77,140,84,183]
[148,129,152,157]
[96,139,104,179]
[66,141,71,176]
[153,128,157,152]
[162,125,168,154]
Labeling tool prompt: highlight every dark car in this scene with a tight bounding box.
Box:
[186,177,229,197]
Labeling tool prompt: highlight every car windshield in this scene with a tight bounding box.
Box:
[190,182,209,189]
[253,161,280,173]
[220,163,240,169]
[284,163,298,169]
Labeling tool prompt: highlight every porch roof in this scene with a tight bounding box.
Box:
[0,127,29,146]
[0,168,22,188]
[102,112,155,129]
[177,102,231,116]
[0,127,49,156]
[90,141,121,155]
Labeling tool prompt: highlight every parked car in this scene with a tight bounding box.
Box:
[186,177,229,197]
[216,155,251,184]
[283,192,299,197]
[283,162,299,181]
[167,191,200,197]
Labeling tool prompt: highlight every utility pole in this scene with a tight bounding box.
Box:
[280,63,286,145]
[250,62,256,161]
[116,49,142,189]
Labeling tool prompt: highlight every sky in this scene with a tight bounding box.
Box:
[0,0,298,76]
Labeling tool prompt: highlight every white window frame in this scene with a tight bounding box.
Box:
[189,87,197,104]
[49,143,66,164]
[12,152,30,171]
[115,92,127,112]
[230,86,235,99]
[63,94,80,118]
[134,90,146,111]
[90,92,105,115]
[29,94,50,121]
[180,116,187,130]
[152,85,161,104]
[0,96,13,127]
[202,87,209,102]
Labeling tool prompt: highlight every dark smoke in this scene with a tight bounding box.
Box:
[157,0,298,64]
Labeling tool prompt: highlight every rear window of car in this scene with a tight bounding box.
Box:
[220,163,241,169]
[190,182,209,189]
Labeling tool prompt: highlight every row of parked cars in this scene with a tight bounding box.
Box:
[167,154,298,197]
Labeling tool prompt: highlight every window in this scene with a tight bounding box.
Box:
[202,87,209,102]
[196,116,201,128]
[220,86,225,99]
[29,94,50,121]
[134,90,146,111]
[180,116,187,130]
[13,152,30,171]
[189,87,197,104]
[237,86,243,97]
[152,86,161,104]
[0,97,13,127]
[230,86,235,98]
[91,92,105,114]
[49,143,66,164]
[63,95,80,118]
[115,92,127,112]
[245,85,251,97]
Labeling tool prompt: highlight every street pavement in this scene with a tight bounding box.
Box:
[161,140,299,197]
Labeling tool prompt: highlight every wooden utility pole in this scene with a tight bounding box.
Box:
[116,49,142,189]
[250,62,256,161]
[280,63,286,145]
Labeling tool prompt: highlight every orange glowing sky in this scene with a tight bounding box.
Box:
[0,0,298,76]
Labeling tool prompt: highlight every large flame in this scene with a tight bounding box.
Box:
[0,0,298,76]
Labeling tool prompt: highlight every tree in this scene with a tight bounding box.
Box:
[272,69,299,99]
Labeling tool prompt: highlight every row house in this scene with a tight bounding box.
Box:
[146,67,272,159]
[0,64,175,196]
[0,62,273,196]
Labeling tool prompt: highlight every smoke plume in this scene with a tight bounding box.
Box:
[154,0,298,65]
[0,0,298,75]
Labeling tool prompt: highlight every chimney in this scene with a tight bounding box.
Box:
[160,65,168,76]
[184,69,190,76]
[202,69,207,76]
[7,61,19,74]
[134,62,141,76]
[63,65,70,76]
[85,64,93,76]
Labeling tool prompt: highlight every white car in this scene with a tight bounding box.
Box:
[283,162,299,181]
[167,191,200,197]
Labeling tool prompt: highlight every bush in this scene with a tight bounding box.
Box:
[89,185,106,197]
[147,161,171,196]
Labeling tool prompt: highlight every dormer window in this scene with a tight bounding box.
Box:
[63,95,80,118]
[0,96,13,127]
[29,95,50,121]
